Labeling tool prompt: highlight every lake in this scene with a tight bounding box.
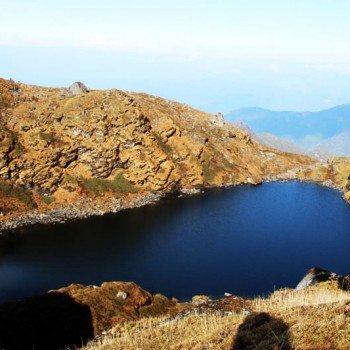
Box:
[1,182,350,303]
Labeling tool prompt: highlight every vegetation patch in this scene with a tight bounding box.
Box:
[153,133,172,154]
[64,175,78,184]
[41,195,56,205]
[79,172,137,196]
[1,124,24,156]
[0,182,36,208]
[39,131,55,143]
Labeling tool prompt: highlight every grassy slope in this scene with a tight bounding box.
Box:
[83,282,350,350]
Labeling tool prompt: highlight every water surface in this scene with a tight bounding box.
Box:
[1,182,350,302]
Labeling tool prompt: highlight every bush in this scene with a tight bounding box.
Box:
[39,131,55,143]
[79,172,137,196]
[42,195,56,204]
[202,162,216,183]
[0,182,36,208]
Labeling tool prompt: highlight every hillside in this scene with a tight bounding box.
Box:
[2,270,349,349]
[312,131,350,158]
[0,78,314,229]
[83,280,350,350]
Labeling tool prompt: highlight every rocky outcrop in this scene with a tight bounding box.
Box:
[0,77,315,228]
[296,267,350,291]
[296,157,350,202]
[0,281,176,350]
[345,175,350,192]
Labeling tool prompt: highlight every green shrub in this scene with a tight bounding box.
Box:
[64,175,78,184]
[39,131,55,143]
[109,172,138,193]
[42,195,56,204]
[153,133,172,154]
[79,172,137,196]
[1,124,24,156]
[202,162,216,183]
[13,140,24,156]
[0,182,36,208]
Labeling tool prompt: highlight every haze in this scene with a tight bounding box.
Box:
[1,0,350,113]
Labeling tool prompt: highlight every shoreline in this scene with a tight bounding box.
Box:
[1,171,348,234]
[0,193,164,234]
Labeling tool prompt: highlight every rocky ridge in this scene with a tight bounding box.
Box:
[0,78,315,231]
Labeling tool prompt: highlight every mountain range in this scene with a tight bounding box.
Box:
[226,105,350,160]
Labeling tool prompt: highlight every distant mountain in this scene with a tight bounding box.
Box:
[310,130,350,158]
[226,105,350,157]
[225,104,350,143]
[231,121,305,155]
[307,148,333,163]
[230,120,257,138]
[257,133,305,155]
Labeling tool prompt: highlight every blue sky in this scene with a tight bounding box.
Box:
[1,0,350,113]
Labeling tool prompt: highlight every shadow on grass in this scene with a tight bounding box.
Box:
[0,292,94,350]
[232,312,292,350]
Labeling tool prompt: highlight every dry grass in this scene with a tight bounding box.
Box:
[82,282,350,350]
[83,313,244,350]
[251,282,350,311]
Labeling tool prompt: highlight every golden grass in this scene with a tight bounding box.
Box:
[83,282,350,350]
[83,313,244,350]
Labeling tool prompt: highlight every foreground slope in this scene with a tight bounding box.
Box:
[84,280,350,350]
[0,78,313,227]
[2,272,350,350]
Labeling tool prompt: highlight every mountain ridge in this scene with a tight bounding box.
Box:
[226,104,350,157]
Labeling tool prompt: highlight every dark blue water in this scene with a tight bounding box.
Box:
[1,182,350,303]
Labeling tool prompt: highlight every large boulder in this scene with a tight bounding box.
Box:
[69,81,88,95]
[296,267,350,291]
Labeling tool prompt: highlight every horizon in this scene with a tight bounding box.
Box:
[1,0,350,113]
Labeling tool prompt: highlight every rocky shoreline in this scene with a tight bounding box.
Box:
[264,163,350,202]
[1,167,349,234]
[0,193,164,233]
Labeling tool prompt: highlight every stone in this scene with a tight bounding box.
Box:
[116,291,128,300]
[192,295,210,304]
[210,112,225,127]
[295,267,340,290]
[69,81,88,95]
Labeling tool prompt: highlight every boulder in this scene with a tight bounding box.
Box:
[210,112,225,127]
[295,267,350,291]
[69,81,88,95]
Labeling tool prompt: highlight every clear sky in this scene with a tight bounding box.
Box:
[1,0,350,113]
